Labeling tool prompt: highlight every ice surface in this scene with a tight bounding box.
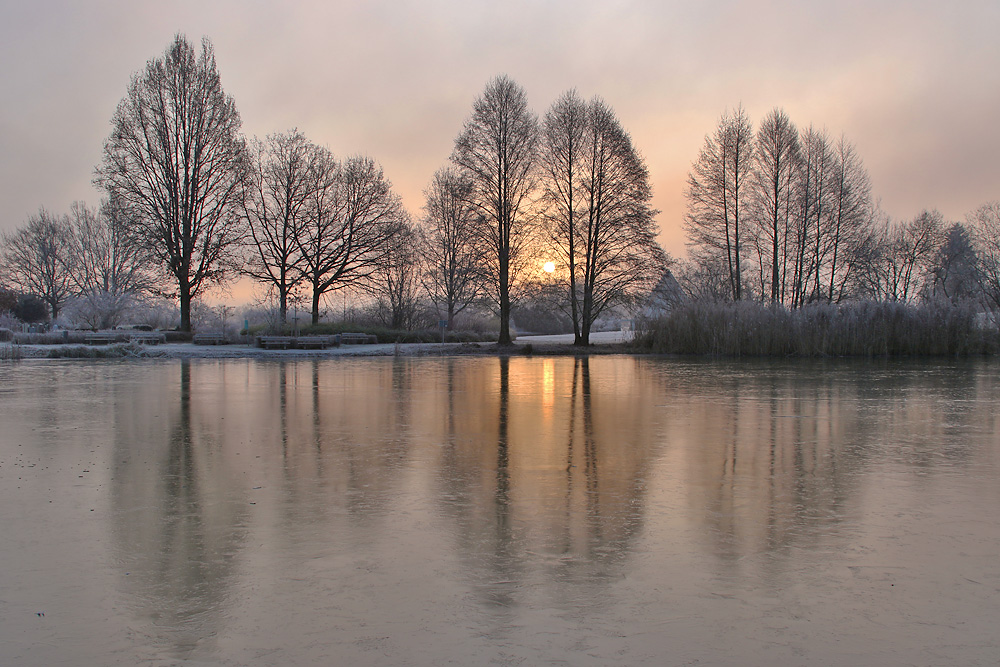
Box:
[1,357,998,665]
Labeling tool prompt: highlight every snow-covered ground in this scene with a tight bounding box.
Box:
[515,330,632,345]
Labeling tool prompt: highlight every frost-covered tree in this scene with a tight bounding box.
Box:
[2,209,76,320]
[968,201,1000,311]
[854,210,944,303]
[928,223,980,304]
[68,199,154,329]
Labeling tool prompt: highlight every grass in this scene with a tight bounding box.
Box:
[0,343,22,360]
[44,342,150,359]
[269,322,497,344]
[14,331,89,345]
[11,330,191,344]
[633,300,1000,357]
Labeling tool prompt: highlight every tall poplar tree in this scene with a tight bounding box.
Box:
[684,106,754,301]
[750,109,800,304]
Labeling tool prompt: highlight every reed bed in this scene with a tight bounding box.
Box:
[634,300,999,357]
[0,343,22,360]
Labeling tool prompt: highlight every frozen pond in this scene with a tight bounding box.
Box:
[1,356,999,665]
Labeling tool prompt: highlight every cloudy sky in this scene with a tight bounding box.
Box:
[2,0,998,262]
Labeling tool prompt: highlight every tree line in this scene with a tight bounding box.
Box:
[1,35,668,345]
[680,105,1000,311]
[0,200,153,328]
[5,34,997,347]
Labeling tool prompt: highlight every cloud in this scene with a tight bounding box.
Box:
[2,0,998,262]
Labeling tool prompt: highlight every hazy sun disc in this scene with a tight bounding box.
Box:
[543,262,555,273]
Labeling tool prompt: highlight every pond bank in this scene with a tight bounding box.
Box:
[0,331,635,359]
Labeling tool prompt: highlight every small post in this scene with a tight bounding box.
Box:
[439,319,447,344]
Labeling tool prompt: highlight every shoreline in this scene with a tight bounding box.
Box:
[7,330,995,361]
[1,331,636,360]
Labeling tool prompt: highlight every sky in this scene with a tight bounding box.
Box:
[2,0,998,268]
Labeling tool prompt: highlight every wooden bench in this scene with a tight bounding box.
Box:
[339,332,377,345]
[193,332,227,345]
[85,332,122,345]
[129,332,166,345]
[86,331,166,345]
[256,335,295,349]
[296,335,335,349]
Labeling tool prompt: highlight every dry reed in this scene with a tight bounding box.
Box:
[634,300,999,357]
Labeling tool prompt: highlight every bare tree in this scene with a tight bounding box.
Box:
[783,126,849,306]
[539,89,588,341]
[95,34,247,331]
[807,128,835,302]
[855,210,944,302]
[684,105,754,301]
[580,99,668,341]
[542,94,668,344]
[968,201,1000,311]
[242,130,319,323]
[420,167,484,329]
[372,218,423,331]
[682,107,874,307]
[896,211,946,302]
[68,199,155,328]
[296,154,405,324]
[674,258,733,301]
[2,209,76,320]
[823,135,873,302]
[451,75,539,344]
[749,108,800,304]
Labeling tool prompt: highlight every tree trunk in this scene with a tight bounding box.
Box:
[179,286,192,332]
[569,226,581,345]
[571,290,582,344]
[580,266,595,346]
[278,286,288,325]
[498,248,511,345]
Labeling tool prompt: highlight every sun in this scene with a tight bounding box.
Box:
[543,261,555,273]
